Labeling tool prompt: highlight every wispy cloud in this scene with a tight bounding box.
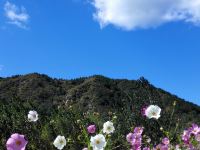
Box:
[92,0,200,30]
[4,1,29,29]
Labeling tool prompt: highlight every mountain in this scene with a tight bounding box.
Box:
[0,73,200,149]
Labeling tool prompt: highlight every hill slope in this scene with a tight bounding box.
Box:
[0,73,200,149]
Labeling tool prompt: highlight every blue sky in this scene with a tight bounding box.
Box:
[0,0,200,105]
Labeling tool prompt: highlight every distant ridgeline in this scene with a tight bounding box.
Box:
[0,73,200,149]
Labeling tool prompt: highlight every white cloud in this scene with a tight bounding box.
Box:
[92,0,200,30]
[4,1,29,29]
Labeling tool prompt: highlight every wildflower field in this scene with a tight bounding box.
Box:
[0,74,200,150]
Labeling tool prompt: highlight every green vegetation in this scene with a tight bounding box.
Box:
[0,73,200,149]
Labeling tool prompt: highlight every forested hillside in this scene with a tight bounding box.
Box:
[0,73,200,149]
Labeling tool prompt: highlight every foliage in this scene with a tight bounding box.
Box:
[0,73,200,149]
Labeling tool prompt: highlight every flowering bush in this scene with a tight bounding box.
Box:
[1,99,200,150]
[125,105,200,150]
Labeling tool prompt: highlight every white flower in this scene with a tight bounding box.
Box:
[90,134,106,150]
[175,145,181,150]
[103,121,115,134]
[145,105,161,119]
[53,135,66,150]
[146,138,151,143]
[28,110,38,122]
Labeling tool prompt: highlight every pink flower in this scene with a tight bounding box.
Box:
[132,144,141,150]
[141,106,147,117]
[87,125,96,134]
[153,144,161,150]
[6,133,28,150]
[189,124,200,135]
[195,134,200,142]
[153,144,169,150]
[134,127,144,135]
[188,143,195,150]
[130,134,142,149]
[126,133,134,143]
[182,130,191,144]
[162,137,170,145]
[160,145,168,150]
[128,127,144,150]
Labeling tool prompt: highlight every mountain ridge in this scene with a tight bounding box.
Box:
[0,73,198,106]
[0,73,200,149]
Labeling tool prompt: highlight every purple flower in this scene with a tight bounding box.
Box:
[153,144,169,150]
[182,130,191,144]
[87,125,96,134]
[134,127,144,135]
[6,133,28,150]
[160,144,168,150]
[132,144,141,150]
[141,106,147,117]
[188,143,195,150]
[128,127,144,150]
[154,144,162,150]
[195,134,200,142]
[130,133,142,150]
[126,133,134,143]
[189,124,200,135]
[131,134,142,145]
[143,147,150,150]
[162,137,170,145]
[181,124,200,149]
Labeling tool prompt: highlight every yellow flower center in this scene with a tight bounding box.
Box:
[152,112,156,116]
[96,140,100,145]
[16,140,22,146]
[59,140,64,144]
[107,126,111,130]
